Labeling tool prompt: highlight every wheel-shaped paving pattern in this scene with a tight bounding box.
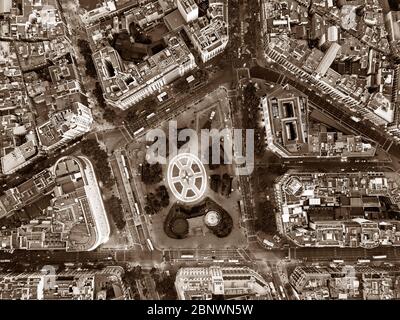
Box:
[167,153,207,203]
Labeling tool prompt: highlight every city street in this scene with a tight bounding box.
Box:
[2,0,400,303]
[250,64,400,157]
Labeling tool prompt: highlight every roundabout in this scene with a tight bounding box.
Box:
[167,153,207,203]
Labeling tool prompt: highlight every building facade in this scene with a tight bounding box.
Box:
[175,266,269,300]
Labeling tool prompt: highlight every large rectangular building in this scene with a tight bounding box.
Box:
[261,84,309,157]
[290,265,400,300]
[93,33,196,110]
[177,0,198,23]
[0,156,110,252]
[36,102,93,151]
[0,266,126,300]
[175,266,269,300]
[275,170,400,248]
[183,1,228,63]
[315,43,341,77]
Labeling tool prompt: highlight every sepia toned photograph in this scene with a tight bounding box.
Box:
[0,0,399,309]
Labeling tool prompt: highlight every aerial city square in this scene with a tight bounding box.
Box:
[0,0,400,305]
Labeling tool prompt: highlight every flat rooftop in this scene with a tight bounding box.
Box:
[263,84,309,155]
[93,32,194,102]
[164,9,186,31]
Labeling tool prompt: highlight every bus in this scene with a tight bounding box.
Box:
[180,251,194,259]
[228,259,239,263]
[358,259,371,264]
[279,285,286,299]
[332,259,344,264]
[146,239,154,251]
[121,155,127,167]
[181,255,194,259]
[134,127,144,136]
[120,155,130,180]
[146,112,155,119]
[238,200,244,214]
[263,239,275,248]
[134,202,141,216]
[123,166,130,180]
[269,282,276,295]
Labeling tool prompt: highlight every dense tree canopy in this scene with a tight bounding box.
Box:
[141,162,163,185]
[145,185,170,215]
[207,211,233,238]
[255,200,277,234]
[153,272,177,300]
[241,83,266,156]
[125,97,156,123]
[77,39,97,78]
[80,139,113,188]
[123,265,142,298]
[93,82,106,109]
[104,196,126,230]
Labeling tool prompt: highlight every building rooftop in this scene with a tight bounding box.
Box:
[262,84,309,157]
[261,84,377,158]
[276,170,400,248]
[6,0,67,40]
[0,267,126,300]
[36,102,93,148]
[1,139,38,174]
[93,32,195,108]
[178,0,198,14]
[290,264,400,300]
[164,9,186,31]
[0,156,110,251]
[175,266,270,300]
[386,11,400,42]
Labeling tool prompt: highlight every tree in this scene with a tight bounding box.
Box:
[103,107,117,124]
[36,66,52,82]
[77,39,97,78]
[104,196,126,230]
[173,78,190,93]
[141,162,163,185]
[80,139,99,157]
[243,0,261,56]
[146,192,161,213]
[93,82,106,109]
[255,200,277,234]
[194,69,208,83]
[125,97,156,123]
[154,273,177,300]
[80,139,113,187]
[150,267,157,275]
[145,185,170,215]
[241,83,265,156]
[157,185,170,208]
[221,174,232,197]
[208,211,233,238]
[145,204,156,215]
[125,109,137,124]
[210,174,221,192]
[124,265,142,290]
